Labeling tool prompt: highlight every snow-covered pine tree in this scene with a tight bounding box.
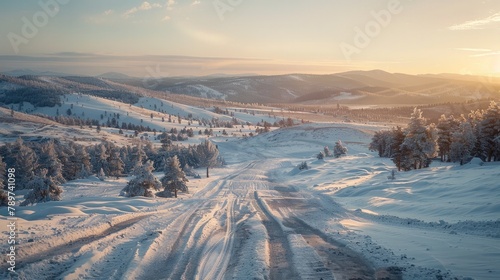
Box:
[107,150,124,179]
[478,101,500,162]
[121,160,161,197]
[388,126,406,170]
[159,155,189,198]
[119,146,129,172]
[437,114,460,162]
[317,151,325,160]
[182,163,196,177]
[467,109,484,159]
[333,140,348,158]
[21,169,63,206]
[196,140,219,178]
[450,120,477,165]
[14,138,38,189]
[298,161,309,170]
[370,130,393,157]
[323,146,332,157]
[185,146,200,169]
[401,108,437,169]
[98,168,106,181]
[129,143,147,175]
[38,140,65,184]
[64,143,82,180]
[73,144,92,179]
[92,144,108,175]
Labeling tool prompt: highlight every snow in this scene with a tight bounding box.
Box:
[1,122,499,280]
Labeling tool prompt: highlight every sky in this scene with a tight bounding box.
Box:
[0,0,499,77]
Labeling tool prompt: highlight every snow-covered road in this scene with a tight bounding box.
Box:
[2,123,499,280]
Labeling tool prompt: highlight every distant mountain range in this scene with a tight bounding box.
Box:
[121,69,500,105]
[1,69,499,105]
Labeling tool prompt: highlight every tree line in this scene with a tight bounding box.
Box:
[370,101,500,171]
[0,138,222,206]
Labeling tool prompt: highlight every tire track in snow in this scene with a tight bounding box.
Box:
[196,195,237,280]
[139,200,211,280]
[9,214,150,272]
[253,191,300,280]
[170,201,221,280]
[284,216,403,280]
[284,216,375,280]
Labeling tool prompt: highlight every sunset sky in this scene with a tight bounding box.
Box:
[1,0,499,77]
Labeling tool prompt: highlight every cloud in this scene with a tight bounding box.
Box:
[456,48,492,52]
[456,48,500,58]
[471,51,500,57]
[162,15,171,21]
[449,12,500,30]
[191,1,201,6]
[123,1,163,18]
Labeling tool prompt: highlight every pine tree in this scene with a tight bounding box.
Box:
[196,140,219,177]
[333,140,348,158]
[98,168,106,181]
[20,169,63,206]
[317,151,325,160]
[390,126,406,171]
[450,120,477,165]
[159,156,189,198]
[121,160,161,197]
[73,144,92,178]
[323,146,332,157]
[14,138,38,189]
[38,140,65,184]
[128,143,146,175]
[478,101,500,162]
[437,114,459,162]
[93,144,108,174]
[108,150,124,179]
[370,130,393,157]
[401,108,437,169]
[182,163,196,176]
[62,143,80,180]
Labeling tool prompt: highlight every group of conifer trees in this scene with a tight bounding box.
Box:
[370,101,500,170]
[0,138,221,206]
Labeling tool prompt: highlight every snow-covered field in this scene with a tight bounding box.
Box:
[1,123,499,279]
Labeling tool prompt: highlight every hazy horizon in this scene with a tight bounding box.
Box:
[1,0,500,77]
